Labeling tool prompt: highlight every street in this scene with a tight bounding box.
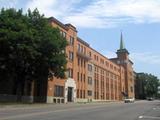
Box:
[0,100,160,120]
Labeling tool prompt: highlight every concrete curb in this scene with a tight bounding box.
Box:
[0,101,123,110]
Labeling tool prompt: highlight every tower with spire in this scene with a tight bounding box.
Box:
[120,32,125,49]
[117,32,134,98]
[116,32,129,62]
[110,32,134,99]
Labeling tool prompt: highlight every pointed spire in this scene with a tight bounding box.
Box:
[120,31,125,50]
[117,31,129,55]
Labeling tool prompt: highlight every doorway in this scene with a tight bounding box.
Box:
[67,87,73,102]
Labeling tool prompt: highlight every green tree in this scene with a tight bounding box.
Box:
[135,73,159,99]
[0,8,67,101]
[144,74,159,97]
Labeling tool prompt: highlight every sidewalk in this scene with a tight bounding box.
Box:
[0,101,123,110]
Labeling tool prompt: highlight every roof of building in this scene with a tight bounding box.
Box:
[49,17,133,69]
[77,37,90,47]
[48,17,77,32]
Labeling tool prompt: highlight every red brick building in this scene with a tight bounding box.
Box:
[46,17,135,103]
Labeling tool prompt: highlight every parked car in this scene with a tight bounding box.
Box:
[147,97,154,101]
[124,97,135,103]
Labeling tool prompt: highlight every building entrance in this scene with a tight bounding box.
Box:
[67,87,73,102]
[64,78,76,103]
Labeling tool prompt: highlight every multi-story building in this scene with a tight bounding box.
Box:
[134,73,145,99]
[46,17,135,103]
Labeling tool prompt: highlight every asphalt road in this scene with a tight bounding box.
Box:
[0,100,160,120]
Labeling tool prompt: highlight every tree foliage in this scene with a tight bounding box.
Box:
[0,8,67,96]
[136,73,159,98]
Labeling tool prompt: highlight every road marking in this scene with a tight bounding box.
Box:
[139,115,160,119]
[139,116,143,118]
[153,107,160,110]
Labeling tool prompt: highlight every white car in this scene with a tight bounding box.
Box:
[124,97,135,103]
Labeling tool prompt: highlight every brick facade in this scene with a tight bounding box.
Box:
[46,17,135,103]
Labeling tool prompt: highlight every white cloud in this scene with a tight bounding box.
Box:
[2,0,160,28]
[64,15,115,28]
[105,51,117,58]
[0,0,18,8]
[25,0,58,17]
[130,52,160,65]
[25,0,81,18]
[64,0,160,28]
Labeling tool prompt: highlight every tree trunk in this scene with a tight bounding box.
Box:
[16,82,22,102]
[16,75,25,102]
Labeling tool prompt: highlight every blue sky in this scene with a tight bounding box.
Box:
[1,0,160,78]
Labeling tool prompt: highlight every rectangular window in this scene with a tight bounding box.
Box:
[60,31,63,36]
[60,31,66,38]
[54,85,64,97]
[88,90,92,96]
[77,72,79,81]
[105,61,109,67]
[84,47,86,54]
[88,64,92,72]
[83,90,85,98]
[110,73,113,78]
[94,55,96,60]
[97,56,99,61]
[94,92,96,99]
[110,64,113,69]
[63,32,66,38]
[69,36,74,45]
[95,66,96,72]
[80,90,82,98]
[68,68,73,78]
[88,77,92,85]
[89,51,92,57]
[114,66,116,71]
[81,46,83,53]
[84,74,85,82]
[77,89,79,98]
[78,57,80,66]
[81,73,83,81]
[69,51,74,61]
[81,59,83,67]
[78,44,80,52]
[131,86,133,92]
[100,59,104,64]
